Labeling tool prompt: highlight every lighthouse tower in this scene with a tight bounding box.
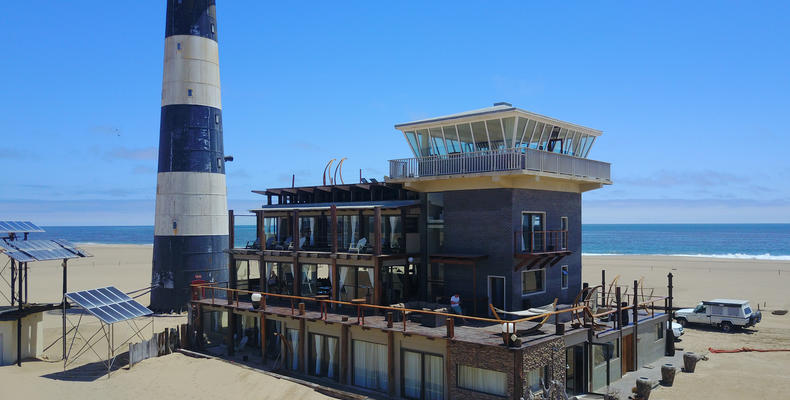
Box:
[151,0,228,311]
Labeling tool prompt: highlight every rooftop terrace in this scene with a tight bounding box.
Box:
[388,103,612,186]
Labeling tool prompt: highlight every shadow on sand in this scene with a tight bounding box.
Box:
[41,351,129,382]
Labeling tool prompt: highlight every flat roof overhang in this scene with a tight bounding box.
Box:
[395,104,602,137]
[387,170,610,194]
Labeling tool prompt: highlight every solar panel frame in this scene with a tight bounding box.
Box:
[0,239,92,261]
[0,221,44,234]
[66,286,153,325]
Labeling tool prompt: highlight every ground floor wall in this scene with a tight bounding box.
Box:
[0,312,44,366]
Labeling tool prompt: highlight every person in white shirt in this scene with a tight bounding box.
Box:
[450,294,462,315]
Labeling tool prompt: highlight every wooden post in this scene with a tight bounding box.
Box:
[601,269,606,307]
[62,259,67,361]
[373,257,381,306]
[331,259,338,304]
[340,324,349,384]
[257,211,265,250]
[374,207,382,255]
[615,287,622,330]
[446,317,454,338]
[330,205,338,254]
[293,210,300,296]
[228,210,236,304]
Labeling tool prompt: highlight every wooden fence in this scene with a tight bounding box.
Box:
[129,323,189,367]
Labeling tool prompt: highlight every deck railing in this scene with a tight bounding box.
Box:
[514,230,568,254]
[388,147,611,181]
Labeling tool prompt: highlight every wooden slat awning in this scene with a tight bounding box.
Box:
[513,251,570,272]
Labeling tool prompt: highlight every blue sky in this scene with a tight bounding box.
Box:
[2,1,789,225]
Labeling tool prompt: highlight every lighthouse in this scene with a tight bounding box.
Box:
[151,0,228,311]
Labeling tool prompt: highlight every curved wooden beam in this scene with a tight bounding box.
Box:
[334,157,347,185]
[323,159,336,186]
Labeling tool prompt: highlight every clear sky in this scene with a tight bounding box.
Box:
[2,1,788,225]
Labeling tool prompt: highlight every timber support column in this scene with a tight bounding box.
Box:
[260,312,267,362]
[340,324,349,384]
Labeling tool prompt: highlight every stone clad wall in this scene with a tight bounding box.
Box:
[447,339,516,400]
[521,337,566,398]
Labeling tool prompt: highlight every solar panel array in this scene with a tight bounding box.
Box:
[66,286,153,324]
[0,239,91,262]
[0,221,44,234]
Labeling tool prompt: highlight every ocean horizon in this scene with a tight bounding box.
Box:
[24,223,790,261]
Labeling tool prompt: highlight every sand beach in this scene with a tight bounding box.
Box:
[1,245,789,399]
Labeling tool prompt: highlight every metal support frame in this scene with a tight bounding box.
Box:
[62,304,154,378]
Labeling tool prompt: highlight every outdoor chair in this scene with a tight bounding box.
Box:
[289,236,306,250]
[348,237,367,253]
[277,237,292,250]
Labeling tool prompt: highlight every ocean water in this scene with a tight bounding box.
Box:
[31,224,790,260]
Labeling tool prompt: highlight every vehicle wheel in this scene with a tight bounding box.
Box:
[720,321,733,333]
[676,318,687,327]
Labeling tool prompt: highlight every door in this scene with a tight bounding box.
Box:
[691,304,708,324]
[622,334,635,372]
[565,345,584,395]
[488,276,506,312]
[522,213,545,252]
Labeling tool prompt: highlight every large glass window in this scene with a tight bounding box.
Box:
[471,121,489,151]
[502,117,516,148]
[353,340,388,392]
[532,122,547,150]
[416,129,431,157]
[442,126,460,154]
[561,265,569,289]
[521,120,540,149]
[521,212,545,252]
[522,269,545,294]
[382,215,403,253]
[457,365,506,396]
[457,124,475,152]
[405,131,420,157]
[403,350,444,400]
[309,333,339,381]
[265,262,294,294]
[286,328,300,371]
[429,127,447,156]
[485,119,505,149]
[339,266,374,302]
[301,263,331,297]
[338,215,362,251]
[235,259,260,291]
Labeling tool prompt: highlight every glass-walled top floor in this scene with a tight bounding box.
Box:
[401,115,598,159]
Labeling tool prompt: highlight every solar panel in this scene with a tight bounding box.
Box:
[0,241,36,262]
[66,286,153,324]
[0,221,44,234]
[0,239,92,262]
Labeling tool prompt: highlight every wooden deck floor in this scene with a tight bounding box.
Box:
[194,298,582,349]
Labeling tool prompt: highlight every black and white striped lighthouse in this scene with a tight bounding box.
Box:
[151,0,228,311]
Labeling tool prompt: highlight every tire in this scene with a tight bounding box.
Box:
[720,321,733,333]
[676,318,687,327]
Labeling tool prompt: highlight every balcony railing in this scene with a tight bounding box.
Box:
[388,147,611,182]
[514,230,568,254]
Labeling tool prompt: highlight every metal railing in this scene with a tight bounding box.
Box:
[388,147,611,181]
[514,230,568,254]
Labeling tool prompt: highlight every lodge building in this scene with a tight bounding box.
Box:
[189,103,672,399]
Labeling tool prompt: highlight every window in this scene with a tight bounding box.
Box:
[301,263,330,297]
[286,328,299,371]
[457,365,506,396]
[265,262,294,294]
[561,265,569,289]
[525,365,548,395]
[522,269,545,295]
[187,89,193,97]
[309,333,339,381]
[339,266,374,302]
[656,323,664,341]
[560,216,568,249]
[176,42,181,50]
[402,350,444,400]
[353,340,388,392]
